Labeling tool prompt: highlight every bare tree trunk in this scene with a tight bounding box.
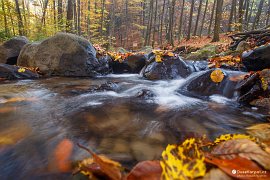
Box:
[247,0,254,30]
[159,0,166,45]
[208,0,216,36]
[266,0,270,25]
[252,0,265,30]
[41,0,49,26]
[187,0,195,40]
[168,0,176,45]
[14,0,24,35]
[178,0,185,41]
[145,0,154,46]
[238,0,244,31]
[109,0,116,47]
[212,0,223,42]
[53,0,57,31]
[152,0,158,47]
[228,0,236,32]
[87,0,91,37]
[58,0,63,30]
[77,0,81,35]
[199,0,208,37]
[193,0,203,36]
[66,0,74,32]
[7,2,15,36]
[100,0,106,35]
[1,0,9,36]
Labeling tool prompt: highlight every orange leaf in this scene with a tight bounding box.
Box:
[205,153,270,180]
[78,144,122,180]
[127,161,162,180]
[210,69,225,83]
[54,139,73,172]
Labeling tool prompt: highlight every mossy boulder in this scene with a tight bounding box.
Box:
[185,45,218,60]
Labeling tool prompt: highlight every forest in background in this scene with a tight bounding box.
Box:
[0,0,270,49]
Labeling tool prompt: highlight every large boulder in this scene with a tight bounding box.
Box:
[0,36,29,65]
[142,56,192,80]
[17,33,108,77]
[110,54,147,74]
[0,63,39,80]
[242,44,270,71]
[179,69,245,99]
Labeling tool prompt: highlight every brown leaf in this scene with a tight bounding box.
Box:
[205,153,270,180]
[247,124,270,145]
[78,144,122,180]
[211,138,270,170]
[126,161,161,180]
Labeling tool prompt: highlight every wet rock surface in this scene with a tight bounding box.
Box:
[0,63,39,80]
[242,44,270,71]
[142,56,192,80]
[17,33,109,77]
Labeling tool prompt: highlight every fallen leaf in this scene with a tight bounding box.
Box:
[127,161,161,180]
[211,138,270,170]
[160,138,206,180]
[247,123,270,150]
[77,144,122,180]
[18,68,26,73]
[210,69,225,83]
[205,154,270,180]
[54,139,73,172]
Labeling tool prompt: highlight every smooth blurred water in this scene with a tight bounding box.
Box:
[0,74,268,179]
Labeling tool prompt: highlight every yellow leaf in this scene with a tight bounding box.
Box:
[166,52,174,57]
[210,69,224,83]
[155,54,163,63]
[18,68,26,73]
[160,138,206,180]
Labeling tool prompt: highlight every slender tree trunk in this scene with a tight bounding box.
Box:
[159,0,166,45]
[1,0,9,36]
[247,0,254,30]
[193,0,203,36]
[58,0,63,30]
[41,0,49,26]
[53,0,57,31]
[21,0,27,35]
[87,0,91,37]
[7,2,15,36]
[14,0,24,35]
[109,0,116,47]
[212,0,223,42]
[266,0,270,25]
[152,0,158,47]
[77,0,81,35]
[187,0,195,40]
[238,0,244,31]
[168,0,176,45]
[178,0,185,41]
[252,0,265,30]
[100,0,106,35]
[199,0,208,37]
[145,0,154,46]
[66,0,74,32]
[208,0,216,36]
[244,0,250,25]
[228,0,236,32]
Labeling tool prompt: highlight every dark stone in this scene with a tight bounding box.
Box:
[109,54,147,74]
[179,69,242,99]
[142,56,192,80]
[0,36,29,65]
[186,60,208,72]
[0,63,39,80]
[17,33,109,77]
[242,44,270,71]
[93,81,119,92]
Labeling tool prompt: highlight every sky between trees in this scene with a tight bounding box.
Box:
[0,0,270,49]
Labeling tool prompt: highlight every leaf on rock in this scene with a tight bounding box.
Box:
[18,68,26,73]
[127,160,162,180]
[210,69,225,83]
[160,138,206,180]
[77,144,123,180]
[211,138,270,170]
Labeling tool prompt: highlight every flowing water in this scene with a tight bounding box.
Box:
[0,73,268,179]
